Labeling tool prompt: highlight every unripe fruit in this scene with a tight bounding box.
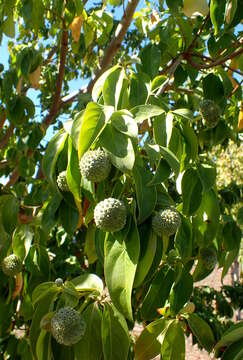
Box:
[152,207,181,237]
[2,254,22,277]
[94,198,127,232]
[182,302,196,314]
[199,99,220,128]
[55,278,63,287]
[57,171,69,192]
[80,148,111,182]
[51,307,86,346]
[199,248,217,270]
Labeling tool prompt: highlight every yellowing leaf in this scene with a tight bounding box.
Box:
[29,66,41,89]
[70,16,83,43]
[238,102,243,131]
[183,0,209,18]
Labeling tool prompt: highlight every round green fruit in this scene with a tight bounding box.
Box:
[152,207,181,237]
[57,171,69,192]
[55,278,63,287]
[94,198,127,232]
[2,254,22,277]
[199,248,217,270]
[80,148,111,182]
[199,99,220,128]
[51,307,86,346]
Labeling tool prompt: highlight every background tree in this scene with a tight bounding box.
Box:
[0,0,243,359]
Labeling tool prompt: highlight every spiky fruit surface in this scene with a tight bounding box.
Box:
[94,198,127,232]
[57,171,69,192]
[199,248,217,270]
[55,278,63,287]
[152,207,181,237]
[51,307,86,346]
[200,99,220,128]
[80,148,111,182]
[2,254,22,277]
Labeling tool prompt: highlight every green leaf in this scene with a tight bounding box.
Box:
[2,15,15,38]
[32,0,44,31]
[193,189,220,245]
[102,303,130,360]
[71,110,84,150]
[186,313,215,352]
[78,102,106,158]
[160,146,180,177]
[161,320,185,360]
[197,163,216,192]
[92,65,119,102]
[110,110,138,138]
[36,330,52,360]
[130,72,149,107]
[59,201,79,235]
[99,124,135,171]
[193,259,215,282]
[141,267,175,320]
[12,225,33,261]
[223,221,242,251]
[71,273,104,294]
[202,73,225,105]
[74,303,102,360]
[222,248,239,281]
[104,219,140,321]
[215,322,243,350]
[42,130,68,187]
[182,168,202,215]
[172,108,194,122]
[131,105,165,123]
[222,339,243,360]
[153,112,173,147]
[2,194,19,234]
[133,161,157,223]
[103,67,125,109]
[210,0,226,34]
[30,288,59,359]
[176,16,193,49]
[140,44,161,79]
[170,268,193,314]
[134,318,168,360]
[175,215,192,260]
[67,137,81,206]
[180,122,198,164]
[84,224,98,265]
[134,228,157,287]
[32,282,59,306]
[149,159,171,185]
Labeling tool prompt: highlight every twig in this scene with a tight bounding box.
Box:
[187,14,210,52]
[0,110,6,132]
[156,55,184,95]
[5,167,19,188]
[42,21,68,130]
[0,125,14,149]
[43,46,58,66]
[186,47,243,70]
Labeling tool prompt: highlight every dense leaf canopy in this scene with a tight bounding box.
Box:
[0,0,242,359]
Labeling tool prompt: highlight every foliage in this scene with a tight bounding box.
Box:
[0,0,243,359]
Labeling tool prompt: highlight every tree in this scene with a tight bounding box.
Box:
[0,0,243,359]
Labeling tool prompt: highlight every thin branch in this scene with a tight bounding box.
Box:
[5,167,19,188]
[0,110,6,132]
[187,14,210,52]
[189,53,243,76]
[156,55,184,95]
[186,47,243,70]
[0,125,14,149]
[42,21,68,130]
[43,46,58,66]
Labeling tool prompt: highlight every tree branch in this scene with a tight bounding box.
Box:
[0,125,14,150]
[186,47,243,70]
[0,110,6,132]
[42,21,68,130]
